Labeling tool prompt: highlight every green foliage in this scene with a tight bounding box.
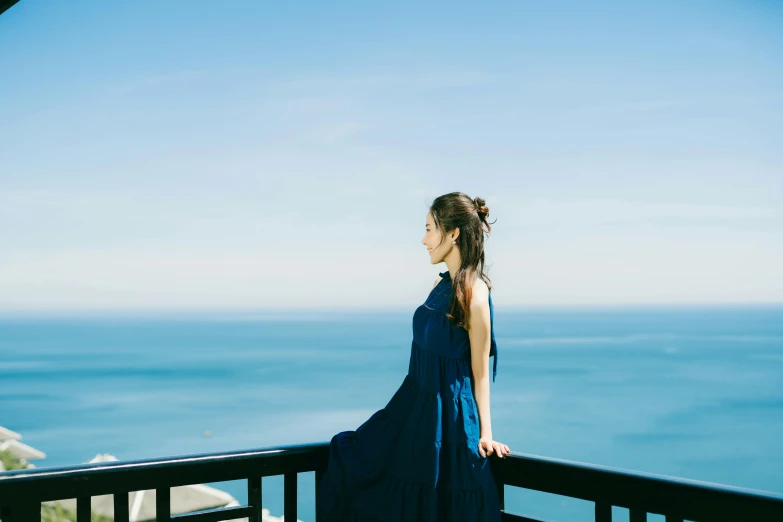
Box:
[0,504,115,522]
[0,449,26,471]
[0,451,112,522]
[40,503,113,522]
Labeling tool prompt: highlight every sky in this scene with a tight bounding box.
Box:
[0,0,781,312]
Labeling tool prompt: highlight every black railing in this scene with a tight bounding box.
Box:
[1,442,782,522]
[0,0,20,17]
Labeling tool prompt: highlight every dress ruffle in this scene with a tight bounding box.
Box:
[318,429,500,522]
[353,374,483,487]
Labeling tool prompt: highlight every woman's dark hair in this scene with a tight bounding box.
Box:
[429,191,496,328]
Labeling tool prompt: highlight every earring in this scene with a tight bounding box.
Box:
[452,241,457,245]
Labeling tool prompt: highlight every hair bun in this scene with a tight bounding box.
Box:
[473,197,489,220]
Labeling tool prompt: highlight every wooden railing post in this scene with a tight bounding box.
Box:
[113,492,129,522]
[76,496,91,522]
[248,476,263,522]
[595,501,612,522]
[284,471,297,522]
[315,468,324,522]
[156,487,171,522]
[629,508,646,522]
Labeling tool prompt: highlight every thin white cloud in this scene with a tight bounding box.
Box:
[566,100,685,117]
[278,96,356,114]
[103,70,209,95]
[506,197,781,230]
[278,68,494,91]
[312,121,364,144]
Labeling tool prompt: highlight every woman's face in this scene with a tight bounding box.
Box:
[422,211,452,264]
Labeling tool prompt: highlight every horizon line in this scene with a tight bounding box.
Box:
[0,301,781,319]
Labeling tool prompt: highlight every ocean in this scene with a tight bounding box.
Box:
[1,304,781,521]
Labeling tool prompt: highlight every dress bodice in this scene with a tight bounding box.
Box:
[412,270,499,382]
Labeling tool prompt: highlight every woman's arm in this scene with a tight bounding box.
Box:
[467,280,494,439]
[467,279,510,458]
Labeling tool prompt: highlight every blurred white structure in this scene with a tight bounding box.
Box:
[0,424,46,469]
[0,426,22,441]
[45,453,300,522]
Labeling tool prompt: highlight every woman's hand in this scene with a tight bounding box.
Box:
[478,436,510,458]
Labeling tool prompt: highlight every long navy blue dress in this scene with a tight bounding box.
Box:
[317,269,500,521]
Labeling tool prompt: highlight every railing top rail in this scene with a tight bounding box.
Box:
[0,1,21,17]
[0,441,331,502]
[495,451,783,520]
[0,441,330,485]
[498,452,783,501]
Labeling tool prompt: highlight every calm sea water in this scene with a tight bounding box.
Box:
[1,305,782,521]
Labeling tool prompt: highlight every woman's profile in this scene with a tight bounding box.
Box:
[317,191,510,521]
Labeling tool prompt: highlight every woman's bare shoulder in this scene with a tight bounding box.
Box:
[470,276,489,298]
[465,277,490,331]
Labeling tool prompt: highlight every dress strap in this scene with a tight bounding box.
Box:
[489,291,498,382]
[438,269,498,381]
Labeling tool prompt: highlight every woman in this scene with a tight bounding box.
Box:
[317,191,510,521]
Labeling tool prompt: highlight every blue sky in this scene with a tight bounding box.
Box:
[0,0,781,311]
